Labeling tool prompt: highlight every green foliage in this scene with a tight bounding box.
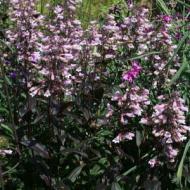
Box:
[176,140,190,187]
[156,0,171,14]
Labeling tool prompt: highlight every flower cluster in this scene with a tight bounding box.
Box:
[7,2,179,97]
[30,2,85,97]
[102,7,188,165]
[7,0,44,64]
[101,14,122,60]
[141,94,189,162]
[109,86,150,143]
[118,7,154,56]
[113,86,150,120]
[6,0,122,97]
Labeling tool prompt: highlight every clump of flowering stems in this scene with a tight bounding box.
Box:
[104,8,188,165]
[141,94,189,163]
[110,86,150,121]
[6,0,189,167]
[7,1,176,95]
[109,85,150,143]
[7,0,122,98]
[6,0,44,84]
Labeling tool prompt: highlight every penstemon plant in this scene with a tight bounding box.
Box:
[0,0,189,189]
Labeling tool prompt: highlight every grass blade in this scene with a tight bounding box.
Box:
[167,32,189,66]
[156,0,171,15]
[127,51,161,61]
[68,164,85,183]
[177,0,190,8]
[111,182,122,190]
[116,165,137,182]
[176,140,190,186]
[168,54,188,86]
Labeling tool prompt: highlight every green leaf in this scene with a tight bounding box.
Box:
[116,166,137,182]
[156,0,171,15]
[176,140,190,186]
[98,157,108,165]
[90,164,103,176]
[0,108,9,114]
[0,39,14,53]
[21,137,50,159]
[68,164,85,183]
[169,54,188,86]
[0,123,13,136]
[5,76,12,86]
[176,0,190,8]
[127,51,161,61]
[111,182,122,190]
[2,162,20,176]
[167,32,189,66]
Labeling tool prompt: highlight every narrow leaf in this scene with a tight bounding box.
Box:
[169,54,188,86]
[116,166,137,182]
[167,32,189,66]
[177,0,190,8]
[0,123,13,135]
[156,0,170,15]
[5,76,12,86]
[127,51,161,61]
[176,140,190,186]
[0,108,9,114]
[68,164,85,183]
[111,182,122,190]
[21,137,50,159]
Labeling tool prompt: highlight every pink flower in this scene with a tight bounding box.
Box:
[124,132,135,140]
[111,91,122,101]
[44,90,51,97]
[30,52,41,63]
[140,117,149,125]
[122,61,141,83]
[162,15,172,23]
[148,158,159,168]
[166,145,178,162]
[112,132,135,143]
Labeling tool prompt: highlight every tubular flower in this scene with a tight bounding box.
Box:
[141,93,190,162]
[122,61,141,82]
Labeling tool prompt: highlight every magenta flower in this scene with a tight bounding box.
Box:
[122,61,141,82]
[162,15,172,23]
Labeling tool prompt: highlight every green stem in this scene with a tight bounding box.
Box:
[0,162,4,190]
